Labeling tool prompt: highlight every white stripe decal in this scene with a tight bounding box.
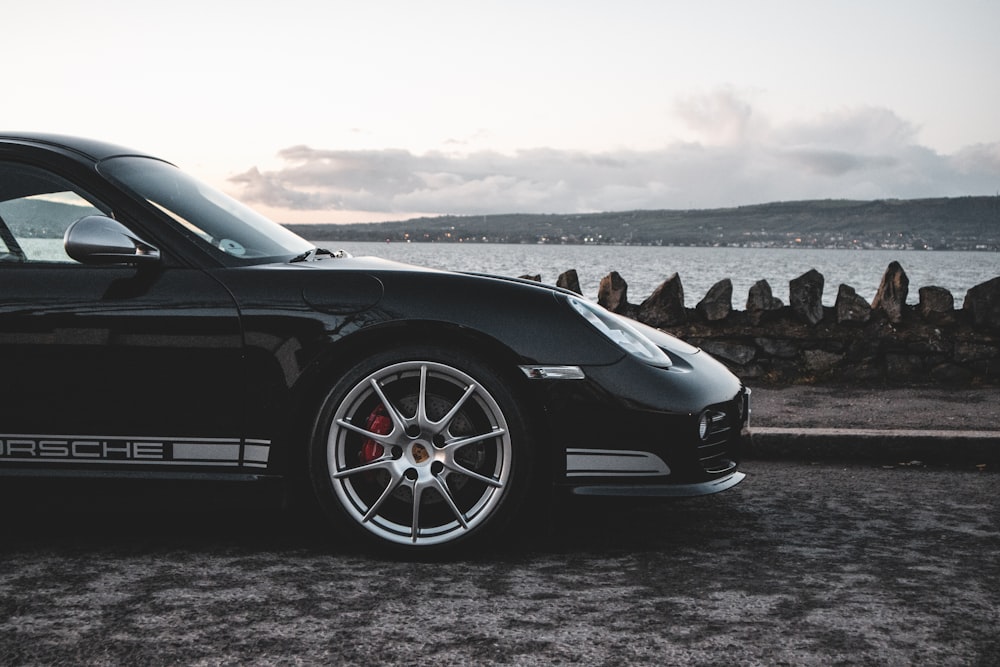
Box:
[243,444,271,465]
[566,448,671,477]
[173,443,241,461]
[0,458,243,467]
[0,435,271,469]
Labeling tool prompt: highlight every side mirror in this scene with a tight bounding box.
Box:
[64,215,161,265]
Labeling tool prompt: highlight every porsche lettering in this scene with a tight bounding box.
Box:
[0,435,273,469]
[0,438,166,460]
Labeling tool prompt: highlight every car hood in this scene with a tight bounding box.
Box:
[276,253,704,357]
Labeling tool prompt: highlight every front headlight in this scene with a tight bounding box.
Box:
[568,296,672,368]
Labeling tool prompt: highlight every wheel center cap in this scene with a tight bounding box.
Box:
[411,443,430,464]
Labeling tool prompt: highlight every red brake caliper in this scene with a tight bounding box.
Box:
[360,404,391,463]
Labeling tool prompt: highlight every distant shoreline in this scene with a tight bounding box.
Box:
[284,196,1000,252]
[291,237,998,252]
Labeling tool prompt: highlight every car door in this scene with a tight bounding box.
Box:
[0,158,255,475]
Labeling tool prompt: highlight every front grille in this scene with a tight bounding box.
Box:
[697,390,748,475]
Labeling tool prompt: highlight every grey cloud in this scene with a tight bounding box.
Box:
[231,103,1000,217]
[780,148,898,177]
[228,167,327,209]
[776,107,920,152]
[951,142,1000,177]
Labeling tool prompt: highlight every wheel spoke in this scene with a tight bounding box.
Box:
[369,377,411,433]
[431,382,477,430]
[335,417,394,445]
[431,476,470,529]
[416,364,430,427]
[444,461,504,488]
[410,480,423,542]
[362,472,406,523]
[332,457,394,479]
[443,426,506,451]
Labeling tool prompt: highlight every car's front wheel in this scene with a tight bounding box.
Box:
[309,346,534,553]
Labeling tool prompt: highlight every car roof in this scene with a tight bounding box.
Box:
[0,132,153,162]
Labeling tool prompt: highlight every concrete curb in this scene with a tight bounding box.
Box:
[748,427,1000,465]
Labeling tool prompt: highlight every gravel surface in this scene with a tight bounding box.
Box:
[2,461,998,665]
[748,385,1000,431]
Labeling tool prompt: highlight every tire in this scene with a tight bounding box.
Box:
[309,345,534,553]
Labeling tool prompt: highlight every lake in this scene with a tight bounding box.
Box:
[319,242,1000,309]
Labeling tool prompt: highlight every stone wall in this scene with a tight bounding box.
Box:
[547,263,1000,386]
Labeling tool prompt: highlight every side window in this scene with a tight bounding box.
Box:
[0,161,107,264]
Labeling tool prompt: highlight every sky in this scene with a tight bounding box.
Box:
[5,0,999,223]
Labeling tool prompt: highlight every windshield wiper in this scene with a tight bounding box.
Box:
[290,247,352,263]
[290,247,334,263]
[290,248,318,262]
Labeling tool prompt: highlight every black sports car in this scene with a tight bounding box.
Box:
[0,133,748,553]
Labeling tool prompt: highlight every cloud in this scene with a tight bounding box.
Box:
[230,94,1000,219]
[672,88,760,146]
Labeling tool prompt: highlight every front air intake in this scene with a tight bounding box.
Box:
[696,390,748,475]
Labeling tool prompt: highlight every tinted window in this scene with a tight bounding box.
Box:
[0,162,106,264]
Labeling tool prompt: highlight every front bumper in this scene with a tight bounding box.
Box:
[528,354,750,496]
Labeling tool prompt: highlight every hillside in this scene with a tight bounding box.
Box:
[286,197,1000,251]
[5,195,996,251]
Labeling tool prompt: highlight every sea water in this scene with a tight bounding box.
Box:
[322,242,1000,308]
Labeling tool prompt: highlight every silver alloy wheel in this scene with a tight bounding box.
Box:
[327,360,513,547]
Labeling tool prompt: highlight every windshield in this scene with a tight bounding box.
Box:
[99,156,313,263]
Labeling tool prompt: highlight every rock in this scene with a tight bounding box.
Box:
[700,340,756,365]
[839,362,885,384]
[964,276,1000,329]
[790,269,825,325]
[845,333,881,362]
[597,271,630,314]
[835,284,871,324]
[737,364,769,379]
[696,279,733,321]
[872,261,909,323]
[754,337,799,359]
[918,286,954,321]
[803,349,842,373]
[557,269,582,295]
[930,363,974,384]
[907,329,950,354]
[746,280,783,324]
[519,274,541,282]
[954,342,999,362]
[886,353,924,377]
[638,273,686,327]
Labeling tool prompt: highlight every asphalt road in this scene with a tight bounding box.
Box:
[2,460,998,665]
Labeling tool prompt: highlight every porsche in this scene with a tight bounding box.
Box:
[0,133,748,553]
